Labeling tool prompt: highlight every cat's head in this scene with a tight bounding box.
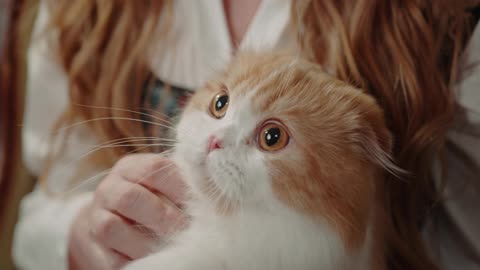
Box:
[174,52,399,246]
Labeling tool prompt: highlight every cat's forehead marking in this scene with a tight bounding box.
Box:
[224,93,254,121]
[227,54,298,94]
[227,59,305,119]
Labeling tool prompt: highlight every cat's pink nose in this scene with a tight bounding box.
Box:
[207,135,222,153]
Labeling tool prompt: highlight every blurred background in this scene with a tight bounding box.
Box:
[1,1,38,269]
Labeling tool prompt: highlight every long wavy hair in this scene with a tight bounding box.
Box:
[45,0,477,269]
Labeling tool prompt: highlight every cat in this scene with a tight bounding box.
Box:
[123,52,399,270]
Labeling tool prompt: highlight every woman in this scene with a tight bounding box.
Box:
[12,0,480,270]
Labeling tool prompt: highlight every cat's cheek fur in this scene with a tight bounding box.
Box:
[174,111,211,183]
[205,150,270,204]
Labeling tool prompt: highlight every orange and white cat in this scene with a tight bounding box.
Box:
[124,53,398,270]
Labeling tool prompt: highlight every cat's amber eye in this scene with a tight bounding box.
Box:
[209,90,229,119]
[258,121,289,152]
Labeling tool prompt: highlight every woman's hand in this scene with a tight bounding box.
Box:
[68,154,188,270]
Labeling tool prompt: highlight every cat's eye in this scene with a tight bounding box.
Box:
[258,121,289,152]
[209,90,229,119]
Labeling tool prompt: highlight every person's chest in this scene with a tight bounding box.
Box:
[148,0,295,91]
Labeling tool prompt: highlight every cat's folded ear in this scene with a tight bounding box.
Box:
[354,95,407,178]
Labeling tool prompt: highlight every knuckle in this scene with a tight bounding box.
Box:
[154,198,168,216]
[150,157,172,170]
[113,154,174,185]
[109,255,127,270]
[155,200,175,223]
[113,154,139,172]
[95,212,118,239]
[115,186,141,211]
[137,158,162,175]
[165,202,177,216]
[94,179,110,200]
[165,205,183,225]
[93,177,117,206]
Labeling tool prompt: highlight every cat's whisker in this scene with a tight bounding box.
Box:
[59,145,175,195]
[53,117,177,136]
[133,162,178,185]
[133,224,161,241]
[203,179,222,204]
[85,143,176,148]
[62,168,113,196]
[156,148,176,155]
[97,137,177,145]
[202,178,238,215]
[166,164,182,177]
[46,137,176,148]
[90,139,176,150]
[55,142,175,177]
[157,206,191,245]
[155,147,175,154]
[137,107,177,125]
[73,103,176,126]
[207,180,222,199]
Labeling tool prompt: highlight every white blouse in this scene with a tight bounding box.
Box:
[12,0,480,269]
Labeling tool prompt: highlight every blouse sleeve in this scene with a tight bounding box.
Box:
[12,189,93,270]
[13,2,97,270]
[424,23,480,270]
[21,0,69,176]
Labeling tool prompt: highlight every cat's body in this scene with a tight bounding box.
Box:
[125,199,366,270]
[124,53,396,270]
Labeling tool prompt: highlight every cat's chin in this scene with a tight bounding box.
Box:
[177,159,240,212]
